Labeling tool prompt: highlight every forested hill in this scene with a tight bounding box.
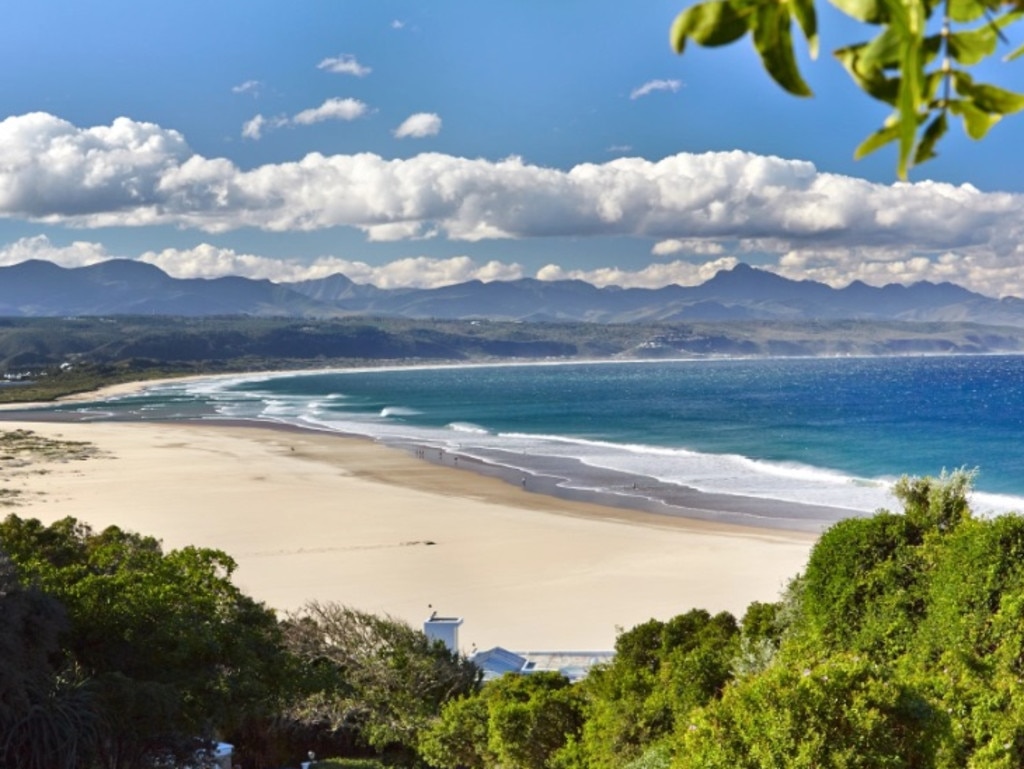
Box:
[0,316,1022,373]
[2,315,1024,403]
[4,259,1024,326]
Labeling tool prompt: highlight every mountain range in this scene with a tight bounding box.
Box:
[3,258,1024,327]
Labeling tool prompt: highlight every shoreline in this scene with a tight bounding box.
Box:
[0,405,860,535]
[0,416,816,651]
[399,439,858,533]
[205,416,826,539]
[0,367,866,536]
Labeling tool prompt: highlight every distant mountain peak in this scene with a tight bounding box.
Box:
[0,258,1019,326]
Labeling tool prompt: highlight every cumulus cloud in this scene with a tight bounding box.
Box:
[317,54,371,77]
[13,228,1024,296]
[0,112,191,219]
[0,234,115,268]
[242,98,367,139]
[537,257,739,289]
[137,245,522,288]
[768,245,1024,299]
[293,97,368,125]
[5,113,1024,295]
[393,112,442,139]
[652,239,726,257]
[630,79,682,99]
[355,255,521,288]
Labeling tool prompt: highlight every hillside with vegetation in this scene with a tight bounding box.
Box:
[2,315,1024,403]
[4,467,1024,768]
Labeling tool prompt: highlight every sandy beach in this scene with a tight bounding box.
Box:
[0,415,816,652]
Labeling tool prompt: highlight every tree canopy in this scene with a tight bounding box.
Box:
[282,602,481,762]
[0,515,289,769]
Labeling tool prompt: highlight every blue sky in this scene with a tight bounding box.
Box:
[1,1,1023,297]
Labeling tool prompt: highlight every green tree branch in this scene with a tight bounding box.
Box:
[671,0,1024,177]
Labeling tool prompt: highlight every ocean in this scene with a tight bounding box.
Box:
[32,355,1024,532]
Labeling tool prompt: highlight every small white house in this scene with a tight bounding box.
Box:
[424,612,614,683]
[423,611,463,653]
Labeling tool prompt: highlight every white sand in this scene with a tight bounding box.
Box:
[0,419,815,652]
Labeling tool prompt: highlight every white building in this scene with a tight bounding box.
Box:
[470,647,614,683]
[422,611,613,683]
[423,611,464,652]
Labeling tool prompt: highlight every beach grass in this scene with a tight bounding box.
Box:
[0,428,100,462]
[0,428,104,507]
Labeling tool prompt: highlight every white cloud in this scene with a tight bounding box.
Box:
[232,80,263,96]
[630,79,682,100]
[0,234,114,268]
[652,239,726,257]
[242,99,367,139]
[137,245,522,288]
[537,257,739,288]
[292,97,368,125]
[0,112,190,219]
[241,114,266,140]
[769,245,1024,299]
[353,256,520,288]
[317,54,371,77]
[6,113,1024,296]
[13,230,1024,297]
[393,112,442,139]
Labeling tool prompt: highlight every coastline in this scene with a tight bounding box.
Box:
[0,368,872,534]
[0,415,816,651]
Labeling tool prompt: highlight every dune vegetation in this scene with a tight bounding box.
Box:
[4,469,1024,768]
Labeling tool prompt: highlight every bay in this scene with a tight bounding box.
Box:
[42,355,1024,530]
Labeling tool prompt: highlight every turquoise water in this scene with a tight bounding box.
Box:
[43,355,1024,526]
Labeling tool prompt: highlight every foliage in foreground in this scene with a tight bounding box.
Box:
[415,468,1024,768]
[0,515,291,769]
[6,468,1024,768]
[282,602,481,765]
[667,469,1024,768]
[0,514,482,769]
[671,0,1024,178]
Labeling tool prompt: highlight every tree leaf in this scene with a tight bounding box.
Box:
[828,0,890,24]
[877,0,926,179]
[835,43,900,103]
[752,3,813,96]
[949,98,1002,138]
[893,48,923,178]
[947,26,998,65]
[791,0,820,58]
[923,69,946,103]
[969,83,1024,114]
[948,0,989,23]
[914,112,948,164]
[854,121,901,158]
[859,26,904,70]
[671,1,750,52]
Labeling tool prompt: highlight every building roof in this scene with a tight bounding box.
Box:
[472,647,529,678]
[471,647,614,683]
